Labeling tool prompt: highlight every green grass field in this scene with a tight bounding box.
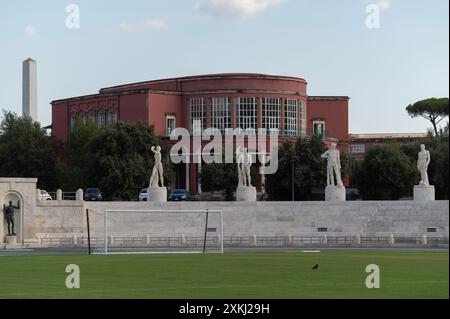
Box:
[0,251,448,299]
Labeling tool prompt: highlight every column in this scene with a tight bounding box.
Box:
[231,97,237,129]
[205,97,212,130]
[280,97,285,136]
[257,97,263,130]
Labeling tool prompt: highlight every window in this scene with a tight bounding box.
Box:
[88,112,96,123]
[166,115,176,136]
[211,97,231,135]
[313,120,325,137]
[237,97,258,134]
[299,100,307,136]
[427,228,437,233]
[263,98,280,135]
[285,99,298,136]
[189,98,206,135]
[97,111,106,127]
[70,116,77,129]
[107,111,118,125]
[350,144,365,154]
[318,227,328,233]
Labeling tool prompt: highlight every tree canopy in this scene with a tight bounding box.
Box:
[0,111,58,189]
[354,144,418,200]
[199,163,238,200]
[86,121,174,200]
[406,98,449,135]
[265,136,332,201]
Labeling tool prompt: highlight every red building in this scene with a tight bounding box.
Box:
[51,73,350,193]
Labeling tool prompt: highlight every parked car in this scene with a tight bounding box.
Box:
[139,188,148,201]
[40,190,53,201]
[84,188,103,201]
[168,189,188,201]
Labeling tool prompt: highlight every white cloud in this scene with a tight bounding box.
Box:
[195,0,286,19]
[120,19,168,32]
[363,0,391,11]
[24,24,38,37]
[378,0,391,10]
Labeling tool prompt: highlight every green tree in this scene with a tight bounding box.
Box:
[56,120,99,190]
[0,111,58,190]
[200,163,238,200]
[265,136,333,201]
[87,122,174,200]
[355,144,418,200]
[406,98,449,136]
[294,135,328,200]
[265,140,295,201]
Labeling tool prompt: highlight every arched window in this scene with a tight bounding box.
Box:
[97,111,106,127]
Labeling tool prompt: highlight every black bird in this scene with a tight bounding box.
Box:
[312,264,319,270]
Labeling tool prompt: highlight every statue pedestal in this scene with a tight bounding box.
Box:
[2,236,20,250]
[147,187,167,202]
[325,186,346,202]
[414,185,435,201]
[236,186,257,202]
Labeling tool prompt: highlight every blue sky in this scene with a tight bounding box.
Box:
[0,0,448,133]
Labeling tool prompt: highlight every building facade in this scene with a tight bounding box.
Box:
[51,73,350,193]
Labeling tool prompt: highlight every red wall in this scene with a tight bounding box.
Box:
[118,93,149,125]
[52,101,69,141]
[307,97,349,142]
[148,93,183,136]
[100,74,307,96]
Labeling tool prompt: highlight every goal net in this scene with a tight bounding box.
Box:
[91,209,224,255]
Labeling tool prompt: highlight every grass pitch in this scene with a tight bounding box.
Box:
[0,251,447,299]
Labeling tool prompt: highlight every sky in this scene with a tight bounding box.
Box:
[0,0,448,133]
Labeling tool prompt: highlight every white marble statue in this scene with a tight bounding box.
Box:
[417,144,431,186]
[237,147,253,187]
[321,143,344,187]
[149,146,165,188]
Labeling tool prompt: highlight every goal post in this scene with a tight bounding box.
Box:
[98,209,224,255]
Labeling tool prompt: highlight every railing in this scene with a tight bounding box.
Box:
[224,236,252,246]
[47,192,77,201]
[327,236,356,244]
[38,236,449,248]
[393,237,422,244]
[257,236,288,246]
[292,236,322,245]
[361,237,390,244]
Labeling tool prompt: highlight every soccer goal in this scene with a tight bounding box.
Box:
[94,209,224,255]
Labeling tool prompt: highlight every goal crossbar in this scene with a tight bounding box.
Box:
[101,209,224,255]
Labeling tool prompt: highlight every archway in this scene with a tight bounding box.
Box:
[1,192,23,244]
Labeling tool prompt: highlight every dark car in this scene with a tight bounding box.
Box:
[85,188,103,201]
[168,189,188,201]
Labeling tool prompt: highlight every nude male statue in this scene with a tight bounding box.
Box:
[237,147,253,187]
[3,200,20,236]
[417,144,431,186]
[149,146,165,188]
[321,143,344,187]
